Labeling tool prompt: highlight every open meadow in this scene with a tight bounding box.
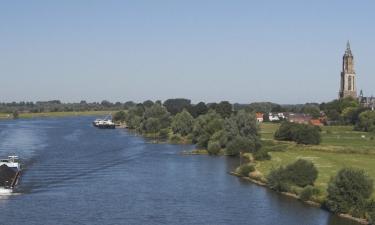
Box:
[257,122,375,197]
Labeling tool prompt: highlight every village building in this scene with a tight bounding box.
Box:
[256,112,264,123]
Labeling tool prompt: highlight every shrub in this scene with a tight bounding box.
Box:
[274,122,321,145]
[169,134,182,144]
[325,168,374,215]
[267,167,291,192]
[207,141,221,155]
[253,149,271,161]
[299,185,320,201]
[368,200,375,224]
[238,164,255,177]
[267,159,318,192]
[284,159,318,187]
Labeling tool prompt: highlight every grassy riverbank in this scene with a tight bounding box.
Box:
[0,111,116,119]
[255,123,375,198]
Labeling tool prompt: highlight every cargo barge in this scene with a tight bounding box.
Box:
[0,156,22,194]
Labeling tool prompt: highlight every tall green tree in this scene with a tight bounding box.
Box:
[171,109,194,136]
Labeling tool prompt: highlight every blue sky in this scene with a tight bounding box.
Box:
[0,0,374,104]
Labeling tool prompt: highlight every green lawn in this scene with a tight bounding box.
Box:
[260,122,375,153]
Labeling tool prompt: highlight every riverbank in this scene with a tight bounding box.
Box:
[230,171,369,225]
[0,111,116,119]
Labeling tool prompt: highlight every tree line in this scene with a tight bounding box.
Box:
[114,99,262,156]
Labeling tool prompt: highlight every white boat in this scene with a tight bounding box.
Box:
[0,156,22,194]
[0,155,21,170]
[93,115,116,129]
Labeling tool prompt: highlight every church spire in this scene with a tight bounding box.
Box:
[345,40,352,55]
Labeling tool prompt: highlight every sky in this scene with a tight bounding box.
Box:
[0,0,374,104]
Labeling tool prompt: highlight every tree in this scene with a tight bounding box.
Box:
[215,101,233,118]
[294,124,321,145]
[267,160,318,192]
[163,98,191,115]
[171,109,194,136]
[355,111,375,132]
[302,104,320,119]
[326,168,373,216]
[192,110,224,148]
[143,100,154,108]
[274,122,321,145]
[189,102,208,118]
[207,141,221,155]
[284,159,318,187]
[226,136,253,156]
[12,111,19,119]
[143,117,161,134]
[113,111,127,122]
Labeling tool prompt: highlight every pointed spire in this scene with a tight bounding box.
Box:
[345,40,352,55]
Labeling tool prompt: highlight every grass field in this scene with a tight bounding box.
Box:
[256,122,375,198]
[0,111,116,119]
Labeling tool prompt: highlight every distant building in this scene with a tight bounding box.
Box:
[339,41,357,99]
[337,42,374,110]
[287,113,312,124]
[359,90,375,110]
[256,113,264,123]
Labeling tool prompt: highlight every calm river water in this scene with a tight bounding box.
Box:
[0,116,361,225]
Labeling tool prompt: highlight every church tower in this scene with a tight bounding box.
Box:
[339,41,357,99]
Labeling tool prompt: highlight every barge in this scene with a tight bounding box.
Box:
[0,156,22,194]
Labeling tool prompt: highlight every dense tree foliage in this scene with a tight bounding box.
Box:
[113,111,126,122]
[326,168,373,217]
[274,122,321,145]
[163,98,191,115]
[188,102,208,118]
[171,110,194,136]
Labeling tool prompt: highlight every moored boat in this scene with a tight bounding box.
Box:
[92,115,116,129]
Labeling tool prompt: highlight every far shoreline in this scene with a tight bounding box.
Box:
[0,111,116,120]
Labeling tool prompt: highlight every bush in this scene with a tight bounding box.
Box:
[238,164,255,177]
[169,134,182,144]
[253,149,271,161]
[267,167,291,192]
[368,200,375,224]
[207,141,221,155]
[326,168,374,215]
[267,159,318,192]
[274,122,321,145]
[299,185,320,201]
[284,159,318,187]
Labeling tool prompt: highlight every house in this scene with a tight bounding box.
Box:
[287,113,312,124]
[268,113,280,122]
[256,113,264,123]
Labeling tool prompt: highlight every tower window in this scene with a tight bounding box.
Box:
[348,76,352,91]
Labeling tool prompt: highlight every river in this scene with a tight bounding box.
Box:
[0,116,361,225]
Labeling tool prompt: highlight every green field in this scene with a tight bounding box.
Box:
[256,122,375,197]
